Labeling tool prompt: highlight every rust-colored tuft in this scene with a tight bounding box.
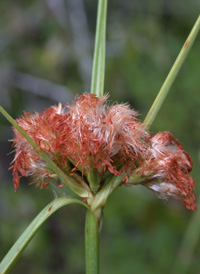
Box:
[11,94,197,210]
[136,131,197,210]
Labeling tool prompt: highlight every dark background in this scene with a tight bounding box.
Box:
[0,1,200,273]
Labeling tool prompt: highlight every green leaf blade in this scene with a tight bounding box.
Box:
[143,15,200,130]
[0,197,89,274]
[91,0,108,97]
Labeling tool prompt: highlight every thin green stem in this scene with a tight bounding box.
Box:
[0,197,89,274]
[0,106,92,198]
[91,173,126,211]
[143,14,200,130]
[171,209,200,274]
[91,0,108,97]
[85,210,99,274]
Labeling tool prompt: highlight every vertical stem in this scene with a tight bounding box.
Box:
[171,209,200,274]
[143,15,200,130]
[85,210,99,274]
[91,0,108,97]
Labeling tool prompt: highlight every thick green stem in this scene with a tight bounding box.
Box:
[143,15,200,130]
[91,0,108,97]
[85,210,99,274]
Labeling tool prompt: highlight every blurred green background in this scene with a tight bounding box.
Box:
[0,1,200,273]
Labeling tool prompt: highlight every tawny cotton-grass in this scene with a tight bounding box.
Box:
[11,93,197,210]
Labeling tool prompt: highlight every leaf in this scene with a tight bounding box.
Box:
[143,15,200,130]
[90,0,108,97]
[0,197,89,274]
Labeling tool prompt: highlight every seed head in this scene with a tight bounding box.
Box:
[136,131,196,210]
[11,94,197,210]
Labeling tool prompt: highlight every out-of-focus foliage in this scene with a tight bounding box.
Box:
[0,1,200,273]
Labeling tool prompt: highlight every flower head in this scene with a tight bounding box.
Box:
[11,94,197,210]
[135,131,196,210]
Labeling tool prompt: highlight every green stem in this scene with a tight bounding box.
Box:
[0,197,89,274]
[91,0,108,97]
[85,210,99,274]
[91,173,126,211]
[171,209,200,274]
[143,14,200,130]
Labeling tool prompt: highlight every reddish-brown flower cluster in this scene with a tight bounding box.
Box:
[136,131,196,210]
[11,94,197,210]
